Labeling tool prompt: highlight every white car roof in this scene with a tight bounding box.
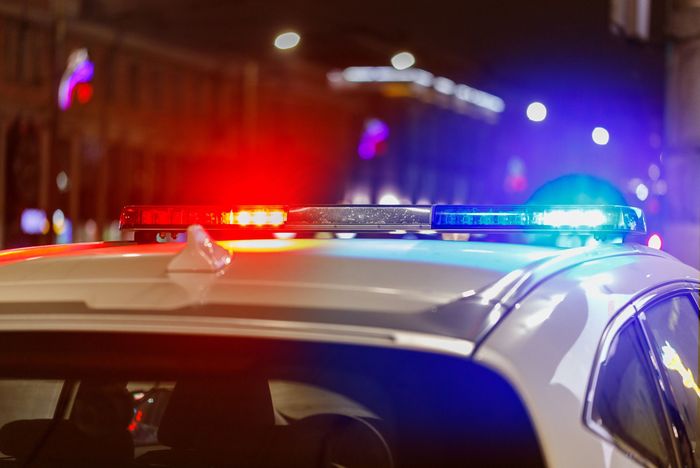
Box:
[0,236,696,356]
[0,238,560,313]
[0,237,559,354]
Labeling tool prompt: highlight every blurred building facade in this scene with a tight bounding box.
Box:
[0,1,504,249]
[664,0,700,268]
[0,0,362,247]
[2,0,695,270]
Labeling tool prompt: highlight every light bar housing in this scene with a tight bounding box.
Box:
[119,204,646,235]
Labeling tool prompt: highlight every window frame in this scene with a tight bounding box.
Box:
[637,288,700,468]
[584,281,700,468]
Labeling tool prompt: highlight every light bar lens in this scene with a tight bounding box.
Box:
[431,205,646,233]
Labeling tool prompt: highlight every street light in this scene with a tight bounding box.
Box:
[274,31,301,50]
[526,102,547,122]
[391,51,415,70]
[592,127,610,145]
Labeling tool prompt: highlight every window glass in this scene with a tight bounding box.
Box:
[643,294,699,466]
[0,380,63,457]
[592,322,672,466]
[0,333,546,467]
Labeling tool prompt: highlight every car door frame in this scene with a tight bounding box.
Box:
[584,281,700,468]
[636,284,700,468]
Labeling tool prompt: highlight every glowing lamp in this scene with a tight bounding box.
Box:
[592,127,610,145]
[526,102,547,122]
[274,32,301,50]
[58,48,94,111]
[120,206,288,231]
[391,52,416,70]
[647,233,662,250]
[75,83,94,104]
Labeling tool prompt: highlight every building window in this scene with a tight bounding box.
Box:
[128,62,141,109]
[19,27,41,84]
[170,70,182,115]
[2,20,19,82]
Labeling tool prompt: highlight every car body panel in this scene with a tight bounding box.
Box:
[0,239,559,314]
[475,254,699,468]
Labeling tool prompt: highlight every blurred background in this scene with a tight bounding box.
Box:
[0,0,698,267]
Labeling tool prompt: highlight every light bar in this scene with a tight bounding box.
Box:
[120,205,646,235]
[431,205,646,234]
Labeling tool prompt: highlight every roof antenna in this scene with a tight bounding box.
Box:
[167,225,231,273]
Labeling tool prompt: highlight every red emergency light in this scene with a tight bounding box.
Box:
[119,206,287,230]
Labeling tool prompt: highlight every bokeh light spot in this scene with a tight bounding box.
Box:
[592,127,610,145]
[526,102,547,122]
[378,193,400,205]
[647,233,662,250]
[20,209,47,235]
[390,51,415,70]
[648,163,660,181]
[635,183,649,201]
[274,32,301,50]
[56,171,69,192]
[52,209,65,235]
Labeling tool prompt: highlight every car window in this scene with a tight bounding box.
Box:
[591,321,673,467]
[127,379,382,448]
[0,380,63,458]
[641,294,699,466]
[0,332,546,468]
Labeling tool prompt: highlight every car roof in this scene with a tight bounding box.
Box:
[0,238,560,312]
[0,236,694,357]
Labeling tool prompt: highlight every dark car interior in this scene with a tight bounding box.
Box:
[0,332,545,467]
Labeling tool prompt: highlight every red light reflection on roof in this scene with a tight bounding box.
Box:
[0,242,182,266]
[0,243,105,265]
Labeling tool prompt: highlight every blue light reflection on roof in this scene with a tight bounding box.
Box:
[317,239,559,273]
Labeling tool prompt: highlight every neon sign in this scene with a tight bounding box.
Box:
[58,48,95,111]
[357,118,389,160]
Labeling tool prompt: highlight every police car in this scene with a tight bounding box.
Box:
[0,204,696,468]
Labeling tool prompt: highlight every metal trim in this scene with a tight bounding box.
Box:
[0,311,476,359]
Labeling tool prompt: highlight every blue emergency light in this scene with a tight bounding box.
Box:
[120,204,646,235]
[430,205,645,233]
